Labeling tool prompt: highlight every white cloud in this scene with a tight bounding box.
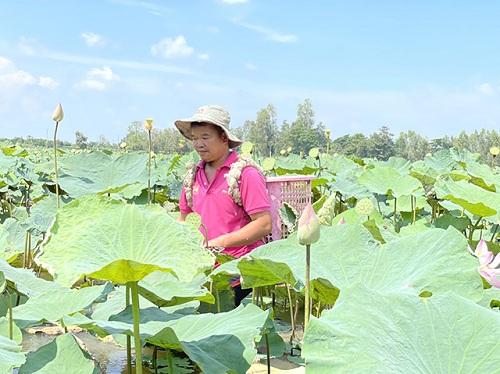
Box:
[109,0,171,17]
[18,37,40,56]
[232,19,298,43]
[151,36,194,59]
[0,70,36,86]
[38,76,59,89]
[76,66,119,91]
[0,56,58,89]
[220,0,248,4]
[0,56,13,70]
[198,53,210,61]
[476,82,495,96]
[245,62,257,70]
[81,32,106,47]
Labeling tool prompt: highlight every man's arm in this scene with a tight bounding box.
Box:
[177,212,189,222]
[207,211,272,248]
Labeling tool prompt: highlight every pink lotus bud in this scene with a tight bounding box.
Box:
[337,217,346,225]
[297,203,320,245]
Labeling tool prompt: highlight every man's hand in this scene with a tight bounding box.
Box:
[207,234,228,248]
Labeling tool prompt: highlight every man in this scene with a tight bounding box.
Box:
[175,105,272,306]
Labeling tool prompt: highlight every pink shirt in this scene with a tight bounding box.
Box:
[179,151,270,258]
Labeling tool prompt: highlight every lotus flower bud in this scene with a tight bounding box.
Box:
[297,203,320,245]
[490,146,499,157]
[144,118,154,131]
[52,103,64,122]
[280,149,286,156]
[355,198,374,216]
[119,142,127,149]
[287,146,292,153]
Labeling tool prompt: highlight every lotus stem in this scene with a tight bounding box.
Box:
[53,121,60,209]
[125,285,132,374]
[286,284,295,343]
[393,198,397,228]
[412,196,417,224]
[7,293,12,340]
[469,217,482,241]
[215,288,221,313]
[130,281,143,374]
[410,195,414,224]
[166,348,174,374]
[147,130,152,205]
[264,333,271,374]
[152,346,158,374]
[304,244,311,328]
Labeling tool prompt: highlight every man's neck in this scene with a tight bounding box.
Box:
[206,150,231,169]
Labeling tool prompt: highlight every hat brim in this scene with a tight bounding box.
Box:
[175,119,242,148]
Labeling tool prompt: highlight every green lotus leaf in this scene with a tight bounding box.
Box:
[435,178,500,220]
[465,161,500,192]
[303,286,500,373]
[138,272,214,307]
[329,171,371,199]
[13,284,112,328]
[262,157,276,171]
[67,304,271,374]
[0,259,63,297]
[321,155,360,176]
[38,196,214,286]
[410,161,439,186]
[358,166,423,198]
[0,317,22,344]
[0,218,27,263]
[0,154,18,176]
[371,156,412,173]
[58,151,148,198]
[424,149,458,174]
[0,335,25,373]
[275,154,316,175]
[18,333,97,374]
[477,287,500,309]
[222,225,482,304]
[394,194,429,212]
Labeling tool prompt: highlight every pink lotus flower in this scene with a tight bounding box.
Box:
[469,239,500,288]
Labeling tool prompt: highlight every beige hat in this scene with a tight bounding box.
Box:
[175,105,242,148]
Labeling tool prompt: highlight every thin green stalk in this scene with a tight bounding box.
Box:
[264,333,271,374]
[53,122,60,209]
[410,195,415,224]
[126,285,132,374]
[166,348,174,374]
[147,130,152,205]
[412,196,417,224]
[304,244,311,328]
[468,217,482,241]
[7,293,12,340]
[23,231,29,268]
[130,282,143,374]
[286,284,295,343]
[393,198,397,228]
[152,346,158,374]
[215,288,221,313]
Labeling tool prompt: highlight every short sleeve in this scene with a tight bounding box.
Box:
[239,166,271,215]
[179,186,193,214]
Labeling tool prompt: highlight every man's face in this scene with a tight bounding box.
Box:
[191,123,228,162]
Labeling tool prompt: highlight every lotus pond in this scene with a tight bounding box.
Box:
[0,145,499,373]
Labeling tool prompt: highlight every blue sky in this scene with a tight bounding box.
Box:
[0,0,499,142]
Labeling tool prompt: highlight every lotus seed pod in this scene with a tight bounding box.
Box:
[52,103,64,122]
[355,198,374,216]
[490,146,499,157]
[297,203,320,245]
[318,194,336,225]
[144,118,154,131]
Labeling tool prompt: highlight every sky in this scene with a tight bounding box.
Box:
[0,0,499,143]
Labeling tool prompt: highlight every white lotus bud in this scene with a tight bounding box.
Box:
[52,103,64,122]
[297,203,320,246]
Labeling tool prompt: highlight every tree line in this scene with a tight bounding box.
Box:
[2,98,499,163]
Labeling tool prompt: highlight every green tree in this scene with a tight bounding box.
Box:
[394,131,430,161]
[75,131,89,149]
[365,126,395,160]
[246,104,278,157]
